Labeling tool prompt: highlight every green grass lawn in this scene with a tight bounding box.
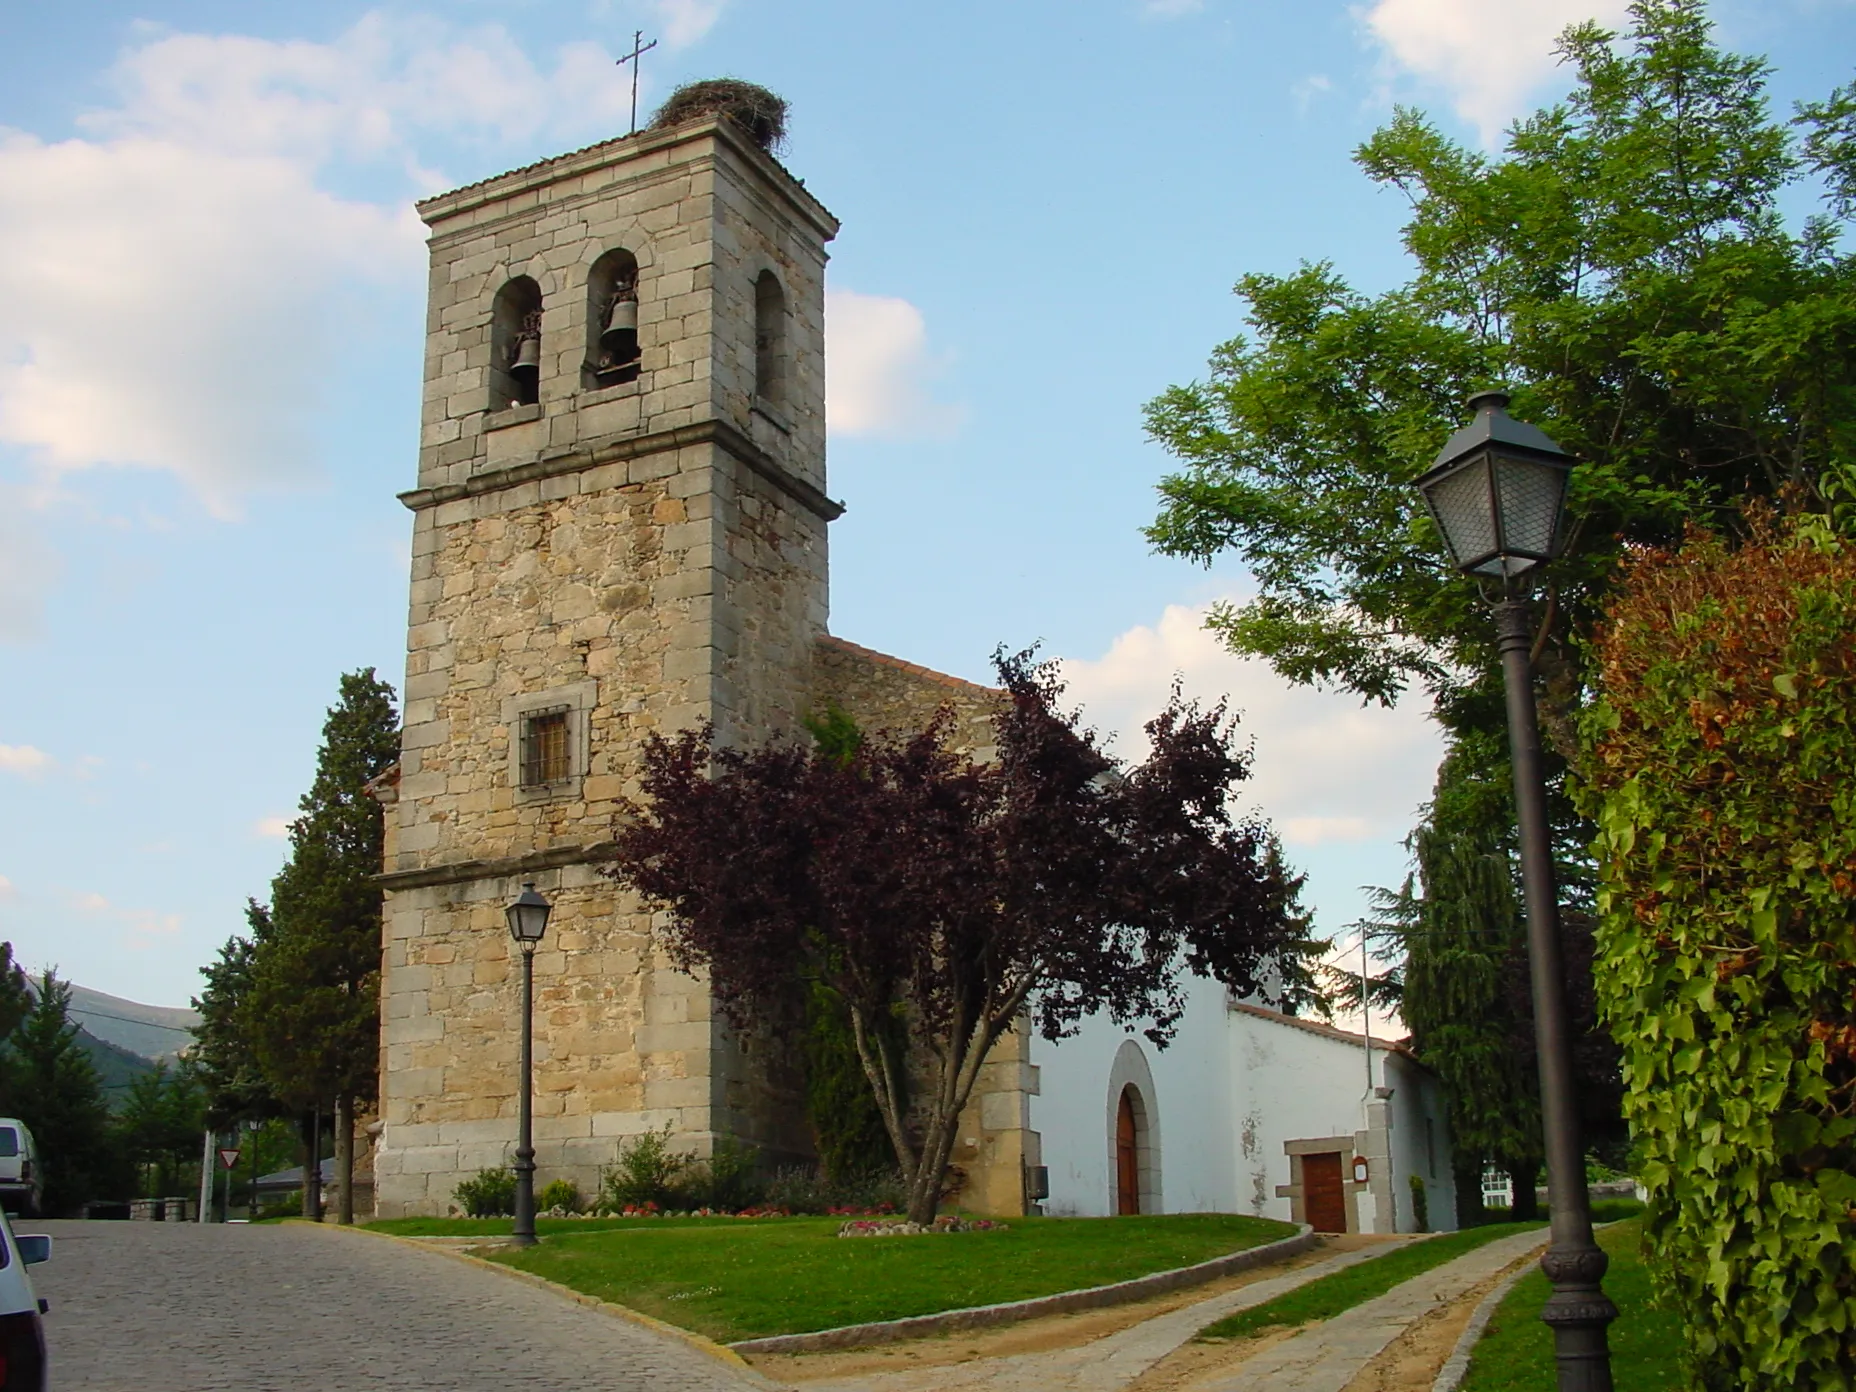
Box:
[387,1212,1293,1343]
[1459,1219,1683,1392]
[1196,1221,1547,1342]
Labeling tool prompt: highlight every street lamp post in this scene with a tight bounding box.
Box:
[1413,391,1617,1392]
[505,882,553,1248]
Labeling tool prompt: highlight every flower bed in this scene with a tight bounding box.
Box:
[837,1216,1007,1237]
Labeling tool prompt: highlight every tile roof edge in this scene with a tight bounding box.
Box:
[816,633,1000,696]
[1229,1000,1419,1060]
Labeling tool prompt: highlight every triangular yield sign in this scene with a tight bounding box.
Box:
[218,1148,241,1170]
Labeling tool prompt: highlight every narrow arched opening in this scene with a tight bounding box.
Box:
[489,276,543,411]
[585,248,641,388]
[754,269,786,406]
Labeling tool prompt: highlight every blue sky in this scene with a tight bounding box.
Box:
[1,0,1851,1009]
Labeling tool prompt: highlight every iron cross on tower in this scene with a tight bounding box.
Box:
[615,30,658,135]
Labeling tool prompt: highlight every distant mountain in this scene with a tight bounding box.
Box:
[77,1026,158,1106]
[27,980,198,1062]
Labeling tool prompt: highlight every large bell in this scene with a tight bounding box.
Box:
[600,295,639,360]
[511,333,541,387]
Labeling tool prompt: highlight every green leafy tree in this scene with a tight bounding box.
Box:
[247,668,398,1222]
[1581,509,1856,1388]
[1145,0,1850,1236]
[6,972,127,1213]
[116,1060,206,1197]
[1146,0,1856,728]
[191,902,285,1130]
[0,945,34,1046]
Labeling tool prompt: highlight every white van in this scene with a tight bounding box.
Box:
[0,1124,40,1219]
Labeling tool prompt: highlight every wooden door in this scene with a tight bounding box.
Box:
[1303,1151,1346,1233]
[1116,1088,1140,1215]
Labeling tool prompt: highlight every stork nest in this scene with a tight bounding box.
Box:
[650,79,788,151]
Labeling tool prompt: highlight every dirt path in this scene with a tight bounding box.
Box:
[751,1236,1409,1392]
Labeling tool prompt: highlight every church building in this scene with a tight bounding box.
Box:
[370,85,1451,1229]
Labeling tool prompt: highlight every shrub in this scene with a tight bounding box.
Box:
[1581,509,1856,1388]
[762,1164,906,1215]
[599,1125,690,1211]
[537,1179,582,1214]
[454,1167,517,1218]
[1408,1174,1428,1233]
[673,1135,765,1212]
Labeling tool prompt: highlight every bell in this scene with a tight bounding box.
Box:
[511,334,541,386]
[600,296,639,360]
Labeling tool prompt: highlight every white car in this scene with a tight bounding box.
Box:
[0,1124,39,1219]
[0,1208,48,1391]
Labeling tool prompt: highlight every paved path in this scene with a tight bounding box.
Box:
[30,1219,773,1392]
[789,1240,1417,1392]
[1201,1227,1548,1392]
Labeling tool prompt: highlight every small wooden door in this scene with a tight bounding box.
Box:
[1303,1151,1346,1234]
[1116,1088,1140,1215]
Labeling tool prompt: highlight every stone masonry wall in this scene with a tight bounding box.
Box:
[376,117,838,1217]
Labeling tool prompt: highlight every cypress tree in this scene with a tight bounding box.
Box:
[8,972,121,1214]
[248,669,398,1222]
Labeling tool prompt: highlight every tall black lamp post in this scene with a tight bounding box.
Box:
[1413,391,1617,1392]
[505,882,552,1248]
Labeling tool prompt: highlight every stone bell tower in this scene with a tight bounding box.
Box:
[372,95,840,1217]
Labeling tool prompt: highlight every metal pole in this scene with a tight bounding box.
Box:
[1494,597,1616,1392]
[512,944,538,1246]
[1360,929,1373,1095]
[198,1128,212,1222]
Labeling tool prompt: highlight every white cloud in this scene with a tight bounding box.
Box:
[1058,599,1444,851]
[1361,0,1631,144]
[0,877,15,901]
[0,131,418,516]
[1142,0,1205,16]
[1293,73,1332,115]
[825,288,964,440]
[0,745,53,777]
[654,0,726,48]
[70,889,181,943]
[253,815,292,839]
[0,14,643,517]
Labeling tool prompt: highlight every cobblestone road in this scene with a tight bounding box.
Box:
[30,1219,777,1392]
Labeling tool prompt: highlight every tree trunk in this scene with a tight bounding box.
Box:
[1505,1158,1541,1222]
[1454,1155,1485,1228]
[300,1111,324,1221]
[335,1095,354,1225]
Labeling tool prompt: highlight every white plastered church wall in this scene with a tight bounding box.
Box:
[1030,971,1457,1232]
[1028,971,1238,1217]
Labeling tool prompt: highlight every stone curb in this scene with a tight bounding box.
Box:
[727,1224,1318,1356]
[319,1222,782,1389]
[1430,1242,1545,1392]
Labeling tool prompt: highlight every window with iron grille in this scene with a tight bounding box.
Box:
[519,706,572,786]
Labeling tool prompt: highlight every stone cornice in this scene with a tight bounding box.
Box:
[416,116,839,244]
[397,417,845,522]
[376,841,622,893]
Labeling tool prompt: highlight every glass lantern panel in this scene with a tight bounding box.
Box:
[1493,455,1567,560]
[1425,455,1499,570]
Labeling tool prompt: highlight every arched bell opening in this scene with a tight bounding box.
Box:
[753,269,786,407]
[585,249,642,388]
[489,276,544,411]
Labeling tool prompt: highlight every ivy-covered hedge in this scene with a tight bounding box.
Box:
[1581,511,1856,1389]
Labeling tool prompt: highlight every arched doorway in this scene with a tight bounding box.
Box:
[1116,1085,1143,1215]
